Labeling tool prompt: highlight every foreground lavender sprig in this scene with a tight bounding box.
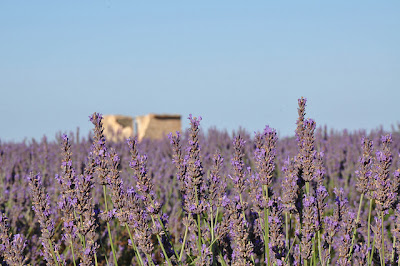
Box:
[128,137,176,264]
[56,134,79,265]
[300,195,317,264]
[105,149,147,265]
[253,126,278,265]
[268,196,286,264]
[254,126,278,188]
[356,137,374,196]
[89,112,118,266]
[350,137,374,258]
[28,172,63,265]
[170,115,205,262]
[226,198,253,265]
[0,214,27,265]
[206,150,226,245]
[74,153,99,265]
[372,134,395,265]
[230,135,247,196]
[373,134,395,213]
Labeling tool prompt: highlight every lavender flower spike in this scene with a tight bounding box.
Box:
[28,172,63,265]
[0,214,27,265]
[355,137,374,196]
[254,125,278,187]
[373,134,395,212]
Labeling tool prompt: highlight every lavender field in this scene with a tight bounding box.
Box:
[1,98,400,266]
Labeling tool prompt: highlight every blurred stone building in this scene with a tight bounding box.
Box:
[103,113,181,142]
[103,115,134,142]
[135,114,181,142]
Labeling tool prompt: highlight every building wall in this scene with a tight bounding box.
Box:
[103,115,134,142]
[136,114,181,142]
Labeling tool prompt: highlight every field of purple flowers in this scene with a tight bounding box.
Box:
[1,98,400,265]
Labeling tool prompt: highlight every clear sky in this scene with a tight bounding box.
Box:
[1,1,399,142]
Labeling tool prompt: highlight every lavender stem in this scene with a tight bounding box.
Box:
[179,213,191,261]
[125,225,144,266]
[381,211,385,266]
[368,198,373,250]
[369,235,376,265]
[214,207,219,229]
[150,215,172,266]
[317,230,323,265]
[392,235,396,264]
[263,184,271,266]
[103,185,118,266]
[350,193,364,258]
[71,243,77,266]
[285,212,289,250]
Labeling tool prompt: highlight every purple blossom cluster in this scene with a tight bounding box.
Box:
[0,98,400,265]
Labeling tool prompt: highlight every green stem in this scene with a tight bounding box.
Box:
[327,244,332,266]
[350,193,364,258]
[317,230,323,266]
[194,186,202,257]
[210,207,215,243]
[392,236,396,265]
[285,235,297,263]
[381,211,385,266]
[48,239,60,266]
[285,212,290,250]
[94,252,98,266]
[368,198,373,251]
[219,253,228,266]
[263,185,270,266]
[305,182,310,195]
[148,196,179,260]
[126,225,144,266]
[146,253,155,266]
[214,207,219,230]
[369,235,375,266]
[103,185,118,266]
[179,213,191,261]
[70,243,76,266]
[150,215,172,266]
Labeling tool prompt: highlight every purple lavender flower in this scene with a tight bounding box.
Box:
[207,150,226,210]
[57,134,79,262]
[254,125,278,187]
[355,137,374,195]
[281,157,299,214]
[128,138,161,215]
[0,214,27,265]
[300,195,317,261]
[372,134,395,212]
[226,198,253,265]
[89,112,109,185]
[295,97,307,145]
[28,172,63,265]
[268,196,286,263]
[230,135,247,196]
[299,118,316,183]
[73,153,99,265]
[332,187,356,265]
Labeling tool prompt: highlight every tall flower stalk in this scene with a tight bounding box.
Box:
[90,113,118,266]
[169,115,205,262]
[56,134,79,266]
[254,126,278,265]
[28,172,62,265]
[128,137,177,265]
[350,137,374,257]
[372,134,395,265]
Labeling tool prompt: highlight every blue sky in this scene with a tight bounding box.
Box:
[1,1,399,142]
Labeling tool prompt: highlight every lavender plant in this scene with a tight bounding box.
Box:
[0,97,400,265]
